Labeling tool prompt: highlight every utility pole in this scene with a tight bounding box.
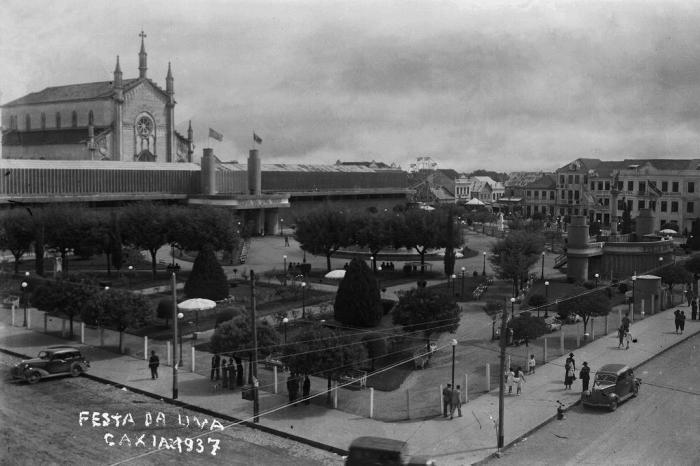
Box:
[251,270,260,423]
[497,307,509,452]
[171,272,178,400]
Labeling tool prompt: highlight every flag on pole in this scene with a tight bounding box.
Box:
[208,128,223,142]
[253,132,262,144]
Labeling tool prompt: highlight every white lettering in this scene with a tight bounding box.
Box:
[104,433,114,446]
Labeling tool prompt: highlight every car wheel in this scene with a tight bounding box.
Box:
[27,372,41,384]
[70,364,82,377]
[609,400,618,411]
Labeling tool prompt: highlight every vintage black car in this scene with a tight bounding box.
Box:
[11,346,90,384]
[581,363,641,411]
[346,437,436,466]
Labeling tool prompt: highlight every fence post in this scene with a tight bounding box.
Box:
[369,387,374,419]
[406,390,410,419]
[651,295,655,315]
[543,338,548,362]
[191,347,196,373]
[166,341,172,366]
[464,374,468,403]
[144,336,148,360]
[485,364,490,392]
[27,309,31,329]
[506,354,511,371]
[618,308,622,326]
[61,319,67,337]
[641,299,645,319]
[591,318,595,340]
[44,312,48,333]
[11,305,15,326]
[333,381,338,409]
[80,322,85,344]
[560,330,565,353]
[605,314,608,335]
[273,366,278,394]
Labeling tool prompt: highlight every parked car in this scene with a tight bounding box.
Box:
[11,346,90,384]
[346,436,436,466]
[581,364,641,411]
[543,316,562,332]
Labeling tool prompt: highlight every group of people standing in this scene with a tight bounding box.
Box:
[210,354,239,389]
[562,352,591,391]
[674,309,687,334]
[505,367,527,395]
[287,373,311,406]
[442,384,463,419]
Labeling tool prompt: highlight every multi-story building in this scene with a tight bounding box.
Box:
[454,176,504,206]
[523,174,557,217]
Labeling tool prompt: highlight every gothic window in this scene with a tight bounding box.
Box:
[55,112,61,129]
[41,112,46,129]
[134,114,156,161]
[72,111,78,127]
[88,110,94,125]
[25,114,31,130]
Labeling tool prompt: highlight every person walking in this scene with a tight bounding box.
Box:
[287,374,299,405]
[625,330,632,349]
[515,367,526,395]
[564,364,575,390]
[679,310,686,334]
[211,354,221,381]
[221,359,229,388]
[579,362,591,391]
[442,383,452,417]
[284,235,290,247]
[228,358,236,389]
[617,326,625,349]
[528,354,536,375]
[505,368,515,395]
[691,298,698,321]
[302,375,311,405]
[148,350,160,379]
[449,385,463,419]
[674,309,682,334]
[621,313,631,333]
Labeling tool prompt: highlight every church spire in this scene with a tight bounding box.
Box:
[166,62,174,95]
[138,30,148,78]
[113,55,123,88]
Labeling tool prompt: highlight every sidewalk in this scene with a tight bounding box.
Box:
[2,301,698,465]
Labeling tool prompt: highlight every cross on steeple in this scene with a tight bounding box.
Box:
[138,30,148,78]
[139,30,147,40]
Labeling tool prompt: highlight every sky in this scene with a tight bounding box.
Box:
[3,0,700,172]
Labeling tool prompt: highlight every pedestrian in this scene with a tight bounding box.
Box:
[211,354,221,381]
[515,367,526,395]
[287,374,298,405]
[580,362,591,391]
[449,385,463,419]
[674,309,681,334]
[564,365,575,390]
[148,350,159,379]
[442,383,452,417]
[228,358,236,389]
[505,368,515,395]
[303,375,311,405]
[621,313,631,333]
[221,359,229,388]
[679,310,686,334]
[691,299,698,321]
[528,354,536,375]
[617,326,625,349]
[625,330,632,349]
[565,353,576,372]
[284,235,290,247]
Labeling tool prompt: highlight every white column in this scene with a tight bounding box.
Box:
[641,299,645,319]
[11,305,15,326]
[144,336,148,360]
[191,347,196,373]
[273,366,278,394]
[80,323,85,344]
[485,364,491,392]
[543,338,548,362]
[651,295,656,315]
[61,319,67,337]
[560,330,565,353]
[333,381,338,409]
[591,318,595,340]
[166,341,172,366]
[27,309,31,329]
[369,387,374,418]
[506,354,511,371]
[464,374,469,403]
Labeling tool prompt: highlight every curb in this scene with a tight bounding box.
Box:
[0,347,347,459]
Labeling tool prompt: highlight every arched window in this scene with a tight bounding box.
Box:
[25,114,31,131]
[88,110,94,125]
[71,111,78,127]
[55,112,61,129]
[41,112,46,129]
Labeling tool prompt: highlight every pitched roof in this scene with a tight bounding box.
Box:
[525,174,556,189]
[505,172,544,187]
[2,127,110,146]
[3,79,141,107]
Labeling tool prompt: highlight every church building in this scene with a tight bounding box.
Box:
[1,32,193,163]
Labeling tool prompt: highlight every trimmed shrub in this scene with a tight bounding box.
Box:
[334,257,382,327]
[184,244,229,301]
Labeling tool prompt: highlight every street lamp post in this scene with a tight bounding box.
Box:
[282,317,288,344]
[461,266,466,297]
[21,281,28,327]
[127,265,134,289]
[450,339,458,393]
[544,281,549,318]
[370,255,374,273]
[283,255,287,286]
[594,273,599,288]
[301,282,307,318]
[632,275,637,320]
[177,312,184,368]
[377,266,383,293]
[510,297,516,320]
[171,273,178,399]
[451,274,456,296]
[541,251,545,280]
[483,252,487,276]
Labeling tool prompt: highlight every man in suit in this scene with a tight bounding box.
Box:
[450,385,463,419]
[442,383,452,417]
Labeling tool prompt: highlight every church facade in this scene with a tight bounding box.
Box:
[1,32,193,163]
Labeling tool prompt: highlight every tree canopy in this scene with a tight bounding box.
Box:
[392,286,460,350]
[184,244,229,300]
[294,206,350,272]
[559,290,611,335]
[0,210,34,274]
[120,202,170,279]
[489,230,544,293]
[334,257,383,327]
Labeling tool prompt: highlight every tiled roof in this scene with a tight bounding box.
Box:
[2,127,110,146]
[525,174,556,189]
[3,79,139,106]
[505,172,543,187]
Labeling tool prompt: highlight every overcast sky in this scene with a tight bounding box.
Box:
[3,0,700,172]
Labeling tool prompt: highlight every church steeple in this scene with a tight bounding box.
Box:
[166,62,174,95]
[138,30,148,78]
[113,55,123,88]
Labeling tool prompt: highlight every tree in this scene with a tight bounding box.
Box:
[362,334,388,371]
[88,288,150,353]
[120,202,170,279]
[489,230,544,295]
[282,324,367,405]
[350,211,392,273]
[658,264,692,305]
[334,257,383,327]
[684,255,700,294]
[527,293,547,316]
[687,219,700,250]
[167,205,238,252]
[560,291,611,336]
[508,312,547,341]
[294,206,350,272]
[40,205,96,275]
[156,297,174,327]
[0,210,34,274]
[210,313,280,386]
[184,244,229,300]
[396,209,444,272]
[392,286,460,352]
[31,278,93,338]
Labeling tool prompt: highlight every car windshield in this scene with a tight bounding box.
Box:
[595,373,617,384]
[37,351,51,360]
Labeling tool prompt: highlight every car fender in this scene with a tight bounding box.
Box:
[25,366,50,377]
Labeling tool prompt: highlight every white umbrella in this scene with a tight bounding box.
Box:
[659,228,677,235]
[177,298,217,311]
[324,269,346,279]
[465,198,485,206]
